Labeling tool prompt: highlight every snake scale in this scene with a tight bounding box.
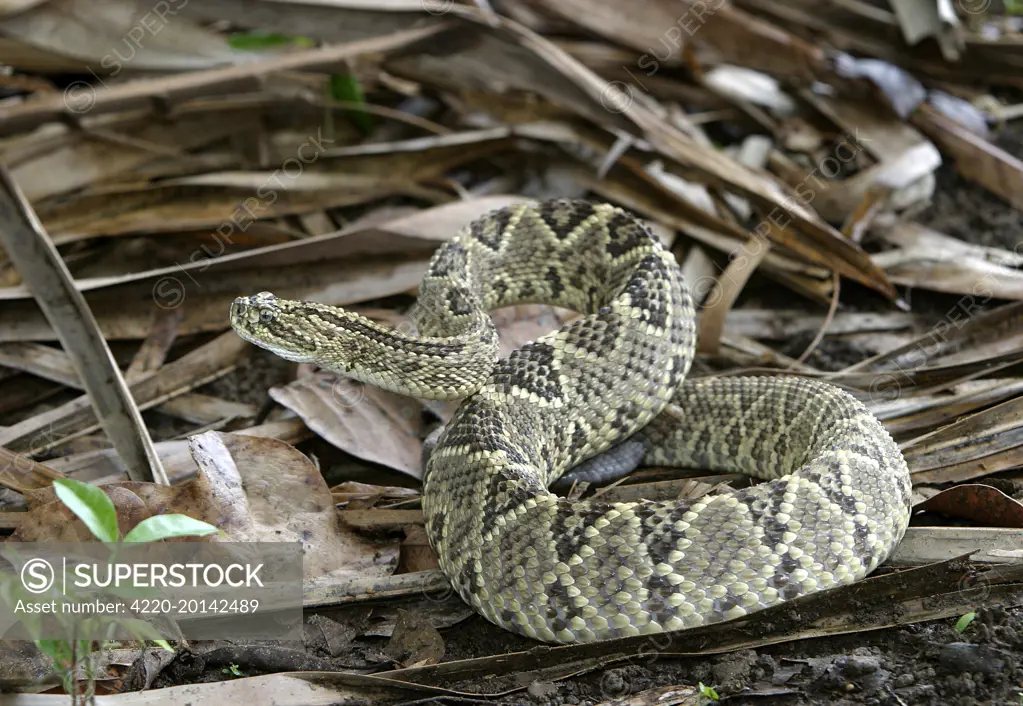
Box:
[230,200,912,644]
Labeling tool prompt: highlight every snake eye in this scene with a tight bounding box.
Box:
[259,309,274,324]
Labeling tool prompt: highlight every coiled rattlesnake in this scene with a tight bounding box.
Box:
[230,200,912,644]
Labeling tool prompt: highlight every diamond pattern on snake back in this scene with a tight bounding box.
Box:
[421,201,694,642]
[415,200,910,644]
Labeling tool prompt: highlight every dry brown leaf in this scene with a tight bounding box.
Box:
[270,372,424,480]
[903,395,1023,477]
[397,524,438,574]
[911,446,1023,486]
[385,7,899,298]
[7,115,241,203]
[843,301,1023,375]
[697,233,772,354]
[871,219,1023,299]
[0,22,447,135]
[0,331,249,455]
[872,379,1023,438]
[14,431,390,602]
[331,480,419,505]
[526,0,684,60]
[0,166,166,483]
[186,431,398,581]
[385,608,445,668]
[916,484,1023,529]
[0,196,525,308]
[43,418,311,486]
[40,138,515,243]
[10,480,198,542]
[0,0,240,73]
[0,446,63,493]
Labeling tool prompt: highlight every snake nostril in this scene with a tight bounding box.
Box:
[230,298,253,321]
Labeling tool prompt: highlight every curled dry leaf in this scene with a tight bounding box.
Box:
[270,372,424,480]
[186,431,398,582]
[871,220,1023,300]
[697,235,772,355]
[916,484,1023,529]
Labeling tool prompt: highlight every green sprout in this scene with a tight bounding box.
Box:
[1,479,221,703]
[955,611,977,633]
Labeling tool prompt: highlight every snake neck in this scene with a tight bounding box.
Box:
[335,308,500,400]
[230,293,500,400]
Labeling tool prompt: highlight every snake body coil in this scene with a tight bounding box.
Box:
[230,200,912,644]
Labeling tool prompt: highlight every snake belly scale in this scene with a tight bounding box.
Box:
[230,200,912,644]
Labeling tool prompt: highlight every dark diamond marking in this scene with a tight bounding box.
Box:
[605,211,653,257]
[471,207,513,250]
[538,200,596,240]
[492,342,562,402]
[428,242,466,278]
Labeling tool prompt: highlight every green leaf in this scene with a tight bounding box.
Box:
[228,32,315,50]
[698,682,720,701]
[53,479,119,543]
[329,73,373,135]
[122,514,221,543]
[955,611,977,633]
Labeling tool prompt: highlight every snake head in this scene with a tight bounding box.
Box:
[229,292,320,364]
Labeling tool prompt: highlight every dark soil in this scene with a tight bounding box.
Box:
[427,604,1023,705]
[918,124,1023,253]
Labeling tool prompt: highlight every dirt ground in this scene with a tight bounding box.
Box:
[146,125,1023,705]
[446,605,1023,705]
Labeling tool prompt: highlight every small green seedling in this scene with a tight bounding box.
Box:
[222,663,243,677]
[1,478,222,704]
[955,611,977,633]
[698,682,720,701]
[52,479,222,544]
